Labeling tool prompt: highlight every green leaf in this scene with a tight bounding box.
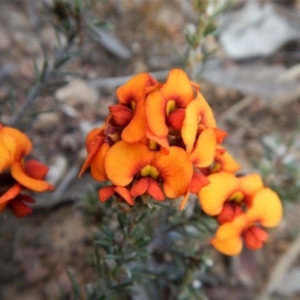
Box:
[66,270,81,300]
[101,226,115,239]
[96,238,115,247]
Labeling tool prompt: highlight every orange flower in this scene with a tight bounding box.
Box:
[198,172,264,217]
[188,128,218,168]
[0,125,32,172]
[79,124,110,181]
[0,159,54,217]
[116,73,159,143]
[146,69,197,149]
[211,188,282,255]
[209,147,242,174]
[181,92,217,154]
[104,141,193,201]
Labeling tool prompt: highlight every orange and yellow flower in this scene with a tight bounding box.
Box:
[0,125,54,217]
[104,141,193,202]
[146,69,198,150]
[80,68,283,257]
[210,188,282,255]
[199,172,263,218]
[115,73,159,143]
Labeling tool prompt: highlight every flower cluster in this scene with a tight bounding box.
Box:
[0,125,53,217]
[80,69,282,255]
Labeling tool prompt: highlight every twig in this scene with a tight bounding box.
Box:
[257,231,300,300]
[51,164,81,200]
[9,35,76,126]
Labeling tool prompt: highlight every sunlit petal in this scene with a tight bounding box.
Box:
[199,172,239,215]
[153,146,193,198]
[122,98,148,143]
[2,126,32,159]
[11,161,54,192]
[211,236,243,256]
[181,99,199,153]
[161,69,194,107]
[116,73,157,104]
[246,188,282,227]
[189,128,217,168]
[146,91,168,138]
[0,133,17,171]
[105,141,155,186]
[240,174,264,202]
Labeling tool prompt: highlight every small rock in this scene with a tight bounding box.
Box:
[46,155,68,185]
[59,104,79,118]
[55,78,99,107]
[33,112,60,133]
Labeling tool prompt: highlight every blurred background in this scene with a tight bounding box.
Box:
[1,0,300,299]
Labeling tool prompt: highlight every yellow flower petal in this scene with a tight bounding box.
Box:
[153,146,193,198]
[189,128,217,168]
[160,69,194,107]
[246,188,282,227]
[1,126,32,159]
[199,172,239,215]
[105,141,155,186]
[211,236,243,256]
[121,98,148,143]
[11,161,53,192]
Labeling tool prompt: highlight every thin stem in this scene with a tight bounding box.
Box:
[9,34,76,127]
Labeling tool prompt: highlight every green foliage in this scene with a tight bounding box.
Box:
[182,0,233,80]
[76,198,215,300]
[255,132,300,204]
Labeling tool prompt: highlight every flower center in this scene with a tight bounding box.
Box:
[131,101,136,111]
[229,191,244,203]
[140,165,159,179]
[166,100,176,116]
[148,140,158,151]
[210,162,221,173]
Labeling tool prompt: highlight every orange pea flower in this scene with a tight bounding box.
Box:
[209,147,242,174]
[79,120,116,181]
[104,141,193,201]
[181,92,217,154]
[116,73,159,143]
[198,172,264,218]
[146,69,198,150]
[0,159,54,217]
[0,124,32,172]
[211,188,282,255]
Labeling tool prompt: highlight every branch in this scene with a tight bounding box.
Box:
[9,35,75,127]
